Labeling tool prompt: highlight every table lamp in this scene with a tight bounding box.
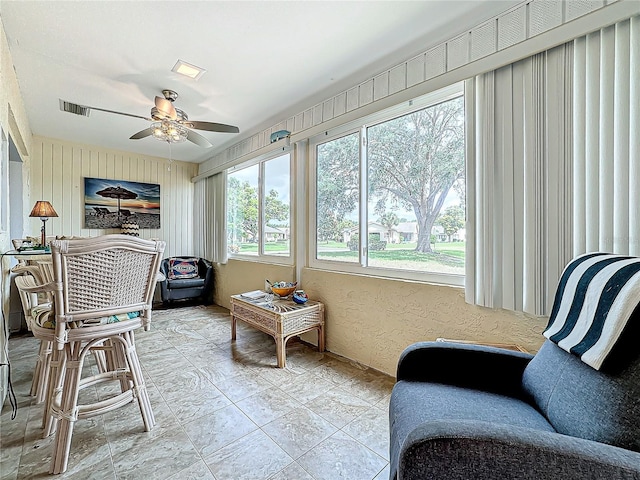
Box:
[29,200,58,247]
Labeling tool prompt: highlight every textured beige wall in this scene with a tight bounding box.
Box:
[215,259,548,377]
[300,269,547,376]
[214,259,295,309]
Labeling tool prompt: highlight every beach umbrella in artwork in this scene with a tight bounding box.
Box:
[95,185,137,218]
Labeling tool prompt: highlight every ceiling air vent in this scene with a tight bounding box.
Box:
[59,99,90,117]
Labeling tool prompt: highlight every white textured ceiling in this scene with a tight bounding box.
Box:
[1,0,520,163]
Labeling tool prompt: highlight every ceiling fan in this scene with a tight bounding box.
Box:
[60,89,239,148]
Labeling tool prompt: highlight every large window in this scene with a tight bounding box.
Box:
[312,85,465,284]
[227,152,291,259]
[316,132,360,263]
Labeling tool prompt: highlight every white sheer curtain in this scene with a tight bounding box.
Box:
[466,15,638,316]
[193,172,227,264]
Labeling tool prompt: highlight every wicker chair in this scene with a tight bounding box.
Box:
[20,234,165,474]
[12,247,55,404]
[14,274,53,403]
[11,238,50,282]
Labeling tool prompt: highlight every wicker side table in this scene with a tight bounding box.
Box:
[230,294,325,368]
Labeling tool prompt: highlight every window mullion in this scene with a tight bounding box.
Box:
[360,126,368,267]
[259,161,265,256]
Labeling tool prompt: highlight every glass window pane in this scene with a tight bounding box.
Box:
[263,153,290,256]
[316,132,360,263]
[227,164,259,256]
[366,96,465,275]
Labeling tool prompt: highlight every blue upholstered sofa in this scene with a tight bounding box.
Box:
[389,337,640,479]
[159,257,214,305]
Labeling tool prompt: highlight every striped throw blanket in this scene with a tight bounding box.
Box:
[543,252,640,370]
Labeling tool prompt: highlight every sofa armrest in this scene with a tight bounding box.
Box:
[398,420,640,480]
[397,341,533,395]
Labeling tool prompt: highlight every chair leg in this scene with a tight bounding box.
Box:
[93,339,131,394]
[30,345,43,398]
[92,340,108,374]
[43,346,66,433]
[33,340,53,404]
[41,332,155,474]
[50,342,84,475]
[112,338,133,393]
[122,331,155,431]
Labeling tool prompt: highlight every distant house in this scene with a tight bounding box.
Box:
[265,225,286,242]
[433,225,466,242]
[344,222,386,243]
[396,222,418,243]
[432,225,447,242]
[343,222,415,244]
[342,221,464,244]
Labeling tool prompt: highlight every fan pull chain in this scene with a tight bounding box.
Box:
[167,141,172,172]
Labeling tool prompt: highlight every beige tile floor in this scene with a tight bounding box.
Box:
[0,304,395,479]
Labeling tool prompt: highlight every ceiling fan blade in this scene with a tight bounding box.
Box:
[59,100,152,121]
[187,130,213,148]
[130,127,153,140]
[188,121,239,133]
[155,96,177,120]
[89,106,152,121]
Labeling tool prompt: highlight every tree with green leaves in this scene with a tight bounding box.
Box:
[368,97,465,253]
[378,211,399,243]
[436,205,465,242]
[265,188,289,227]
[316,132,360,243]
[227,176,288,244]
[227,176,258,243]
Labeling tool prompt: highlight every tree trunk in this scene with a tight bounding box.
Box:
[415,232,432,253]
[414,213,438,253]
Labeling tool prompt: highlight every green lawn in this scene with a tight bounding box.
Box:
[432,241,465,259]
[317,241,465,272]
[237,240,465,272]
[238,242,289,254]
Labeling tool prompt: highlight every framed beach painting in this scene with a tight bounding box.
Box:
[84,177,160,229]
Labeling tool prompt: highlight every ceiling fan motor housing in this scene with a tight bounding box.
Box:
[162,89,179,102]
[151,106,188,122]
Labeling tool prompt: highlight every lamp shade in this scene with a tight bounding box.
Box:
[29,201,58,218]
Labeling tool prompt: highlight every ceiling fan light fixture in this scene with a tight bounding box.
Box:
[151,120,188,144]
[171,60,206,80]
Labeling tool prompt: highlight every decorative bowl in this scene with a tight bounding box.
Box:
[292,291,309,304]
[270,283,297,297]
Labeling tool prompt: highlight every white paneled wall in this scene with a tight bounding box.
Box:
[29,136,198,258]
[200,0,624,175]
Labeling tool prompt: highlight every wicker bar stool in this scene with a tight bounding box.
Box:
[15,261,112,409]
[20,234,165,474]
[14,274,53,403]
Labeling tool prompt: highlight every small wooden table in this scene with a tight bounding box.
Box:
[230,294,325,368]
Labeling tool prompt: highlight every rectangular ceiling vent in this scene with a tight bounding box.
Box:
[59,99,90,117]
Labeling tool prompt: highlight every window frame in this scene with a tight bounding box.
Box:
[226,149,294,265]
[0,127,7,233]
[309,83,465,286]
